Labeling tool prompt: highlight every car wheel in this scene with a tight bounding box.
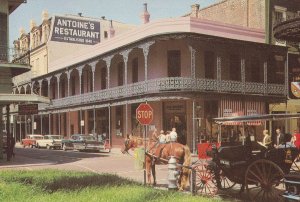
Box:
[46,145,51,150]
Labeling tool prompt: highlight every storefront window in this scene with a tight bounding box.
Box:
[163,101,186,144]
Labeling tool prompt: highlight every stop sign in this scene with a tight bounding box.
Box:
[136,103,153,125]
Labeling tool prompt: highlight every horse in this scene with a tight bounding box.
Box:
[121,135,191,190]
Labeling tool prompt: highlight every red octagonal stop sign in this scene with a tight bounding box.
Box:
[136,103,153,125]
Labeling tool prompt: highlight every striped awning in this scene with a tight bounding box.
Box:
[214,113,300,123]
[218,99,265,125]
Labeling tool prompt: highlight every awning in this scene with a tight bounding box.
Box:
[214,113,300,124]
[218,99,265,125]
[0,94,50,105]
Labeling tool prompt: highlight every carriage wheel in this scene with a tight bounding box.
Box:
[245,159,284,201]
[218,170,236,190]
[194,162,218,196]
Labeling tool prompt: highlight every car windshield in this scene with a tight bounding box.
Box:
[48,135,62,139]
[80,136,96,141]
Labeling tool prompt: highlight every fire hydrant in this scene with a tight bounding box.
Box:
[168,156,180,190]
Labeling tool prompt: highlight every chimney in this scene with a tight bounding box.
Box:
[109,20,115,38]
[191,4,200,18]
[140,3,150,24]
[19,27,25,36]
[42,10,49,21]
[30,19,36,30]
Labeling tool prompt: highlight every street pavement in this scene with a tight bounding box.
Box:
[0,144,298,201]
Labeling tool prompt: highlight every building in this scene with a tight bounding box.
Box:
[186,0,300,133]
[13,10,136,89]
[10,4,287,152]
[0,0,50,160]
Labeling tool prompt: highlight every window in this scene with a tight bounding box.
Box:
[268,54,284,84]
[249,57,262,83]
[274,6,287,25]
[275,11,284,24]
[168,50,181,77]
[84,69,92,93]
[51,81,56,99]
[229,54,241,81]
[132,58,138,83]
[118,62,124,86]
[71,76,76,95]
[101,67,107,89]
[204,51,215,79]
[61,78,65,98]
[104,31,108,38]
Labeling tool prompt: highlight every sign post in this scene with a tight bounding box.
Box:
[136,103,153,185]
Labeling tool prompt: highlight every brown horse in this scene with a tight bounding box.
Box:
[121,135,191,190]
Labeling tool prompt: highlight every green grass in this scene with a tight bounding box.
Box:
[0,169,222,202]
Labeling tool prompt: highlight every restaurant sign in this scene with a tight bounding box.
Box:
[51,16,100,45]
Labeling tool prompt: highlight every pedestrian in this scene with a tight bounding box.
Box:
[170,127,177,142]
[262,129,272,148]
[275,128,285,147]
[278,133,296,148]
[9,136,15,158]
[158,130,166,144]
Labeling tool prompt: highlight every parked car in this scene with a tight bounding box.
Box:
[61,134,109,152]
[36,135,63,150]
[283,172,300,201]
[21,134,43,148]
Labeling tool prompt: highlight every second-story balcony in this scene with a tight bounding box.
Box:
[0,45,30,77]
[39,77,285,110]
[273,15,300,42]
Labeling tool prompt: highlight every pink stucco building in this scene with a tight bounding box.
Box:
[12,5,287,151]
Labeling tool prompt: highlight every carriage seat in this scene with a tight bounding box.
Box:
[217,145,250,167]
[264,147,298,168]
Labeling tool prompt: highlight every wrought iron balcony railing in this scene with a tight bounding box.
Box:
[0,45,30,65]
[38,77,285,110]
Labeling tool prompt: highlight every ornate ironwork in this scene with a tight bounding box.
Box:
[273,16,300,42]
[37,77,285,110]
[138,41,155,81]
[189,46,196,79]
[0,46,30,65]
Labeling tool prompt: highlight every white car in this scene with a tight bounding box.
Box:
[36,135,63,149]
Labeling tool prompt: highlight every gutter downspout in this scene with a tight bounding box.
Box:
[265,0,272,44]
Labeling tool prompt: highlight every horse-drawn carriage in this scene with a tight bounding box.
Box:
[193,113,300,201]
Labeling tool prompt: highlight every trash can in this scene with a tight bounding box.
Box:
[134,147,145,170]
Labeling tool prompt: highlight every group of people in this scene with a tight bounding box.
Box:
[262,128,300,149]
[152,128,178,144]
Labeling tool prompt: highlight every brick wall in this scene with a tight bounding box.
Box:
[196,0,265,30]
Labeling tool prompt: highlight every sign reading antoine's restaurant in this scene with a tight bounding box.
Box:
[51,16,100,45]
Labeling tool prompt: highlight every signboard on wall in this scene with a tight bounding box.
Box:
[51,16,100,45]
[18,104,38,115]
[289,53,300,99]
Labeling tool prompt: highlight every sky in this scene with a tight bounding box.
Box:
[9,0,219,46]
